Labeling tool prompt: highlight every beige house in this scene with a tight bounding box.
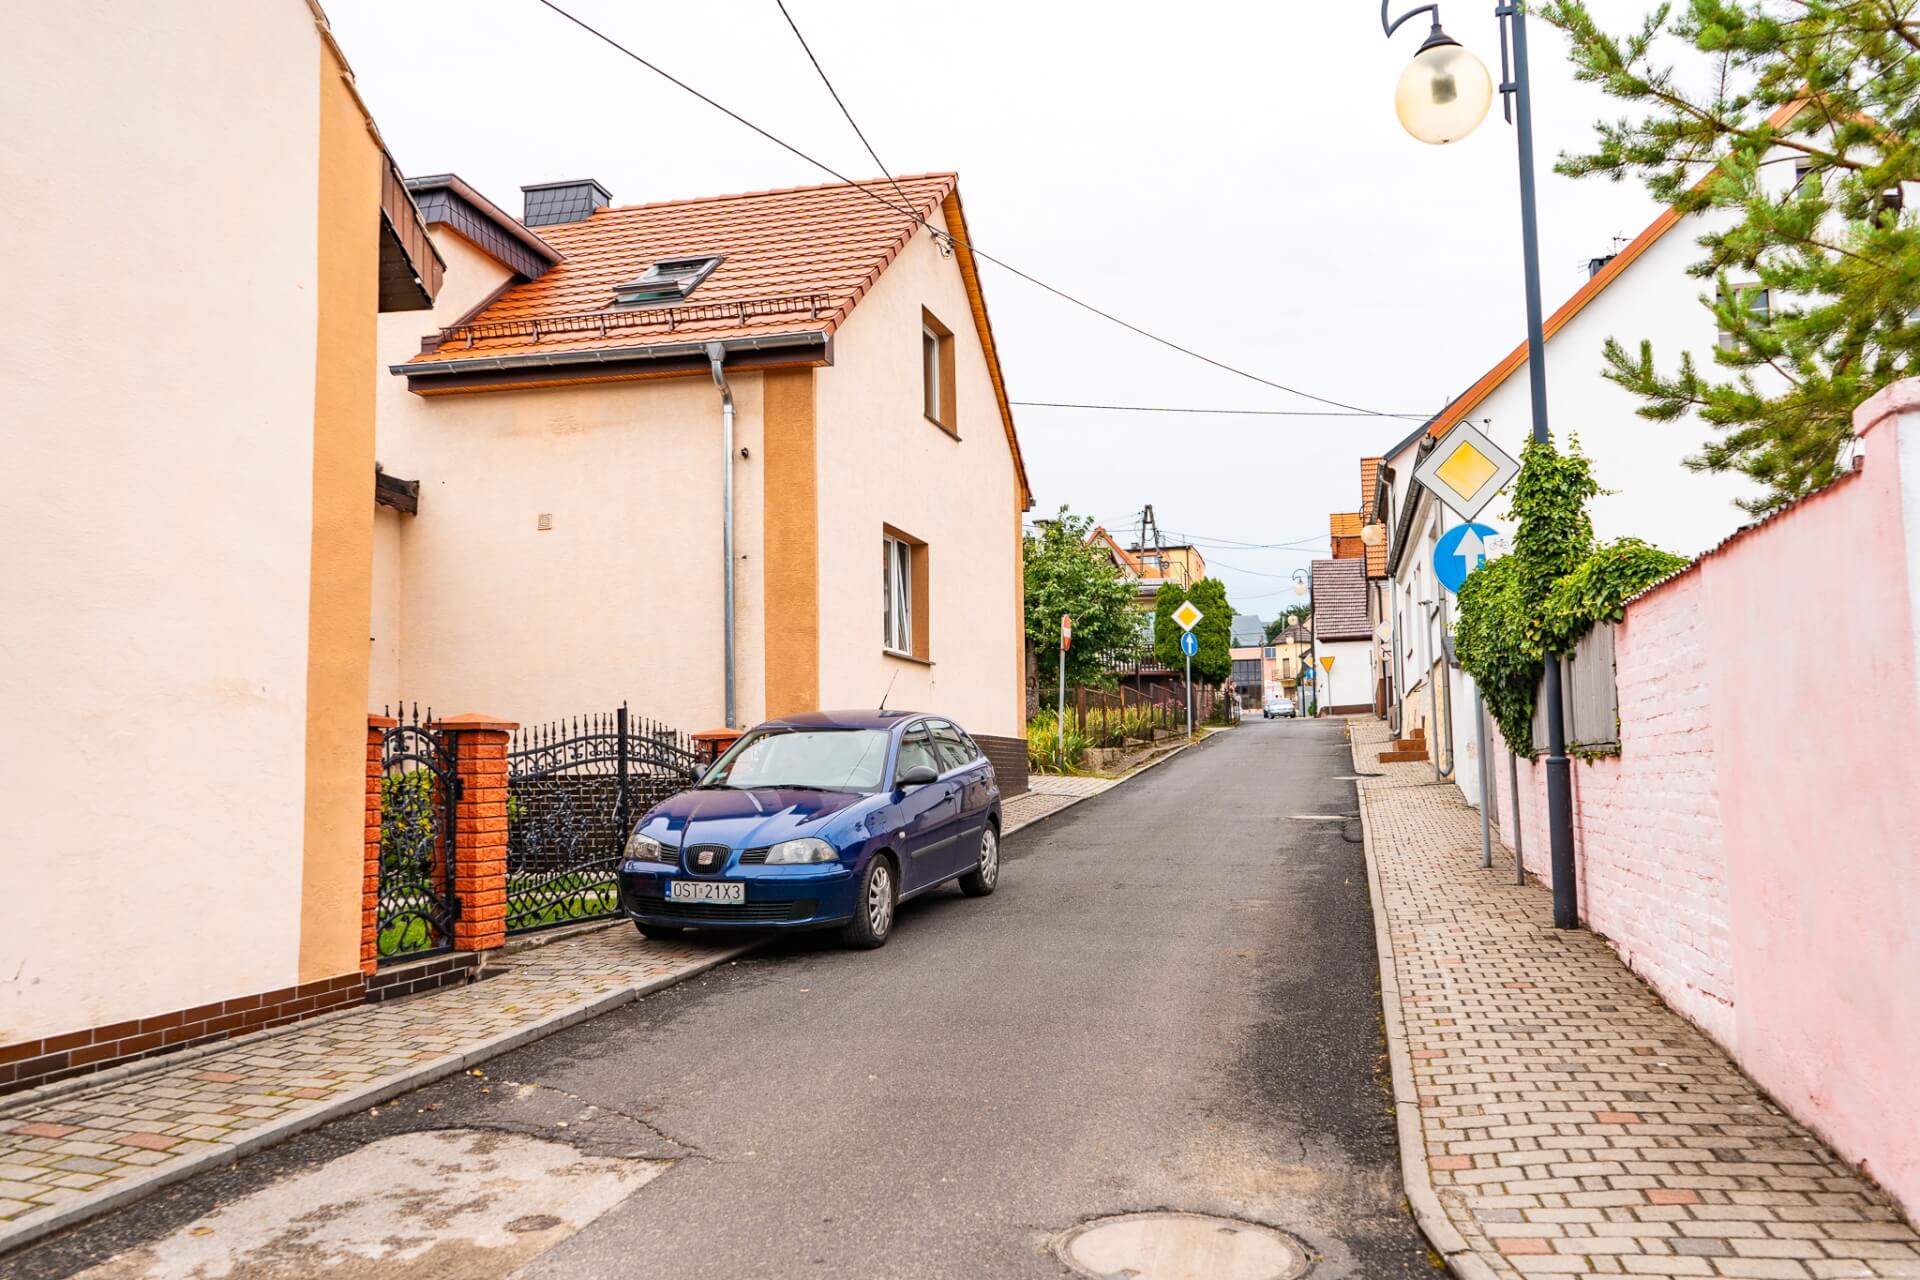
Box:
[1,1,442,1090]
[372,172,1032,750]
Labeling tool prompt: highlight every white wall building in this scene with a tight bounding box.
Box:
[1371,110,1825,804]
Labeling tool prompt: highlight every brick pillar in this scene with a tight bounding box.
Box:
[691,726,744,765]
[363,715,396,975]
[431,714,518,953]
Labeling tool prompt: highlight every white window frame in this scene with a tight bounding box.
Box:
[883,534,914,655]
[922,325,943,424]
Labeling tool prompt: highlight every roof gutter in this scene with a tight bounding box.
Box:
[390,330,829,388]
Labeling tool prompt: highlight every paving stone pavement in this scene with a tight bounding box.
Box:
[0,746,1180,1256]
[1348,717,1918,1279]
[0,925,739,1251]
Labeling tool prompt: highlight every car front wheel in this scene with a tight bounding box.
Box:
[958,824,999,897]
[841,855,896,949]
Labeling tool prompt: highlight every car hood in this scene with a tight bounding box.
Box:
[646,786,871,849]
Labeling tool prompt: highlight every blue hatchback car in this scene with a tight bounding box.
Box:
[616,710,1003,949]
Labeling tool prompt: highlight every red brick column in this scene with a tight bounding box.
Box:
[363,715,396,975]
[431,714,518,953]
[691,726,744,765]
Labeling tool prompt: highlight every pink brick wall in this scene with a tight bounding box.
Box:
[1480,385,1920,1218]
[1489,569,1736,1047]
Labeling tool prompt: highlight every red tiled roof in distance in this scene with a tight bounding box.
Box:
[1364,532,1388,579]
[1312,559,1371,641]
[1360,457,1382,511]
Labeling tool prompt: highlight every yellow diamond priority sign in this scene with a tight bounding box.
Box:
[1172,600,1204,632]
[1413,421,1519,521]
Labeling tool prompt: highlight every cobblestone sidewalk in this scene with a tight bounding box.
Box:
[0,926,744,1253]
[0,743,1197,1256]
[1349,717,1917,1279]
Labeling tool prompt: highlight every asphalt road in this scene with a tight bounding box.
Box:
[13,717,1433,1280]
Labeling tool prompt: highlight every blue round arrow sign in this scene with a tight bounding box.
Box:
[1434,522,1499,594]
[1180,631,1198,657]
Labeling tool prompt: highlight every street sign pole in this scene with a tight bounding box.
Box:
[1057,614,1071,769]
[1476,693,1492,869]
[1171,600,1203,740]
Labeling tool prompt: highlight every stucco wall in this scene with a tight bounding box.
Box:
[1480,387,1920,1216]
[1313,640,1373,710]
[0,1,324,1040]
[370,504,404,703]
[814,207,1024,737]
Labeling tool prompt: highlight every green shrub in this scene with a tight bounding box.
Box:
[1541,538,1689,656]
[1453,438,1692,753]
[1026,711,1092,773]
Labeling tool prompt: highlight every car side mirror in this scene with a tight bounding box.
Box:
[897,764,938,788]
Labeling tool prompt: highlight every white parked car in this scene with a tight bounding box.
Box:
[1263,695,1295,719]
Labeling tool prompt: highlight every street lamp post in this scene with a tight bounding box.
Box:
[1381,0,1578,930]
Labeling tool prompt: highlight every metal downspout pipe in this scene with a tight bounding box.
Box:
[1425,599,1455,780]
[707,342,736,727]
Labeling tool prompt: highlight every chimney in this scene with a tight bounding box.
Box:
[1587,253,1617,279]
[521,179,611,227]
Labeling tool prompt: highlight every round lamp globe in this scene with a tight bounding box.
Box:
[1394,38,1493,144]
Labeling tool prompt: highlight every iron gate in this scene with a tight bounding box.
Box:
[377,707,457,961]
[505,705,703,934]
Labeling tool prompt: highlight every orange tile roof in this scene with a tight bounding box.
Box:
[1423,99,1810,444]
[1364,528,1388,579]
[405,172,1029,503]
[1360,457,1382,512]
[1329,511,1363,539]
[1087,526,1143,574]
[412,174,958,361]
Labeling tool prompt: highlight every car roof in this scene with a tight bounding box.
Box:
[755,709,928,732]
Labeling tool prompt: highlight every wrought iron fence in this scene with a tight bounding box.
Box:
[505,705,702,934]
[377,706,457,962]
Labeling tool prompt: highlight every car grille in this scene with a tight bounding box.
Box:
[654,844,680,865]
[737,847,771,864]
[639,897,817,923]
[684,843,730,873]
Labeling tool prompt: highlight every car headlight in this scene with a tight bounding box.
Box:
[624,830,664,860]
[763,837,838,865]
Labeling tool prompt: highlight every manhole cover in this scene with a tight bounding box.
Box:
[1054,1212,1310,1280]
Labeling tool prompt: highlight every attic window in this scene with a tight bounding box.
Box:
[612,255,721,307]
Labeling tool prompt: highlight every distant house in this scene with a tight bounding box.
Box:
[1085,526,1208,619]
[4,0,442,1087]
[373,171,1032,749]
[1270,622,1313,709]
[1309,560,1373,714]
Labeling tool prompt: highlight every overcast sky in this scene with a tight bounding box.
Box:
[328,0,1679,619]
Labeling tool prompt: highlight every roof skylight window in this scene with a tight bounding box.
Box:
[612,255,722,306]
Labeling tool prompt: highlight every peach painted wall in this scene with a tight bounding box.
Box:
[813,205,1024,737]
[0,1,323,1040]
[376,383,766,736]
[1482,384,1920,1217]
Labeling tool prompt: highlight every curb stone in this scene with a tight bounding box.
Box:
[0,923,627,1122]
[1347,724,1503,1280]
[0,943,751,1257]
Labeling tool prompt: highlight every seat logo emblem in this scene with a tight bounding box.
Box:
[697,849,715,868]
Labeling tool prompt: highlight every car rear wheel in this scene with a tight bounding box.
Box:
[840,856,896,949]
[635,922,688,941]
[958,824,999,897]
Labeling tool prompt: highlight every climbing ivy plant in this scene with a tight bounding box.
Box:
[1452,437,1690,753]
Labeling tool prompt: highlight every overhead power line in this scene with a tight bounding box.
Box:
[531,0,1416,420]
[1012,400,1426,419]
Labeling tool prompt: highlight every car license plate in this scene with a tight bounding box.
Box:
[667,880,744,904]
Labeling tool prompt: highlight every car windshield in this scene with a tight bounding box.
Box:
[700,728,892,792]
